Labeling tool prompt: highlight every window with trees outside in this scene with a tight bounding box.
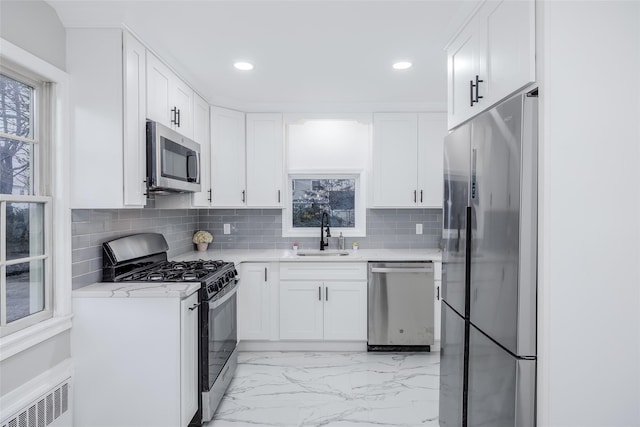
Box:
[0,67,52,336]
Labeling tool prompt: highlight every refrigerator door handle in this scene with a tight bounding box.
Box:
[471,148,477,200]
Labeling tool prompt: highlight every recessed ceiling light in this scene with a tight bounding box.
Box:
[234,62,254,71]
[393,61,413,70]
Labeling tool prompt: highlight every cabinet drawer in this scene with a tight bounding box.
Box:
[280,262,367,281]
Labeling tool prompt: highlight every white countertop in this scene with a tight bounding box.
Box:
[75,248,441,298]
[72,282,201,299]
[172,248,441,264]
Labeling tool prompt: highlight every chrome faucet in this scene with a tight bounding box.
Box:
[319,212,331,250]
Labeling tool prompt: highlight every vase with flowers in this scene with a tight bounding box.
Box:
[193,230,213,252]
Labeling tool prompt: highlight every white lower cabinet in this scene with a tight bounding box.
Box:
[72,291,198,427]
[279,262,367,341]
[237,263,273,340]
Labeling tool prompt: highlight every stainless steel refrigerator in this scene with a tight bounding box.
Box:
[439,89,538,427]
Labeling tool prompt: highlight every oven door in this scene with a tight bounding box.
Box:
[201,282,238,422]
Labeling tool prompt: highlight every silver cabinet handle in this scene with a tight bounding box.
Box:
[370,267,433,273]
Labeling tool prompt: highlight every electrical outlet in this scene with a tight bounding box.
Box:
[416,224,423,235]
[223,224,231,234]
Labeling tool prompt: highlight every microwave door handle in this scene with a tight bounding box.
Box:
[186,151,198,182]
[194,151,200,184]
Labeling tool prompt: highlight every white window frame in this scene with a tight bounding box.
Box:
[0,63,53,337]
[0,38,71,359]
[283,171,367,238]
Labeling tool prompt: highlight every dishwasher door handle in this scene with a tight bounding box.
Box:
[370,267,433,274]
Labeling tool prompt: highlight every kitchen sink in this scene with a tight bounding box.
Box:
[296,251,350,257]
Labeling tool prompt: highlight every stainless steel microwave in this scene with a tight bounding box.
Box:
[146,120,201,194]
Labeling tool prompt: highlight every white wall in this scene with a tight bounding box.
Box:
[0,0,72,409]
[538,1,640,425]
[0,0,66,71]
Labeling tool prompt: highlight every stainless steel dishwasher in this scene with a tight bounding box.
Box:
[368,261,434,351]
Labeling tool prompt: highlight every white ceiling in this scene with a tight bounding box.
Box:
[47,0,479,112]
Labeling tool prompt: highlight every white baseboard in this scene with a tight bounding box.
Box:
[237,340,367,352]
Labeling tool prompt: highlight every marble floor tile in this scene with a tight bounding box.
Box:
[205,351,440,427]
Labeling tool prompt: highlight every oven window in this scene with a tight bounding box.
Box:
[208,292,237,387]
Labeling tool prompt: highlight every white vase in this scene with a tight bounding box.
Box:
[196,243,208,252]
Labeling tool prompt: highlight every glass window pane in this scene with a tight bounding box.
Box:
[292,178,356,228]
[6,202,44,260]
[0,137,32,195]
[0,73,33,138]
[6,259,45,323]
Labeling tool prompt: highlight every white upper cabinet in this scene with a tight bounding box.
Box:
[447,21,481,129]
[207,109,283,208]
[418,113,447,208]
[245,113,284,207]
[146,52,194,139]
[210,106,247,207]
[122,31,148,207]
[372,113,419,207]
[68,28,147,208]
[372,112,447,208]
[192,94,212,207]
[447,0,535,130]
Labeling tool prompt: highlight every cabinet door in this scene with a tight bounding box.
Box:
[173,77,194,139]
[446,20,480,130]
[323,281,367,341]
[246,113,283,207]
[479,0,535,107]
[372,113,419,207]
[417,113,447,208]
[279,281,323,340]
[180,293,198,427]
[192,94,211,207]
[210,106,247,207]
[122,31,147,207]
[146,52,172,127]
[238,263,271,340]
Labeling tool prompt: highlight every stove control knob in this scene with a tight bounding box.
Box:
[207,284,214,294]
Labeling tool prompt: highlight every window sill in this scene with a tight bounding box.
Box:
[0,315,73,361]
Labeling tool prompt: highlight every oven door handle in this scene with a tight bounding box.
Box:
[208,281,238,309]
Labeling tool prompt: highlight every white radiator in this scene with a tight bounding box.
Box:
[1,379,71,427]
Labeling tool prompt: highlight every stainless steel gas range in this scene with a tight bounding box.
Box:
[102,233,238,425]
